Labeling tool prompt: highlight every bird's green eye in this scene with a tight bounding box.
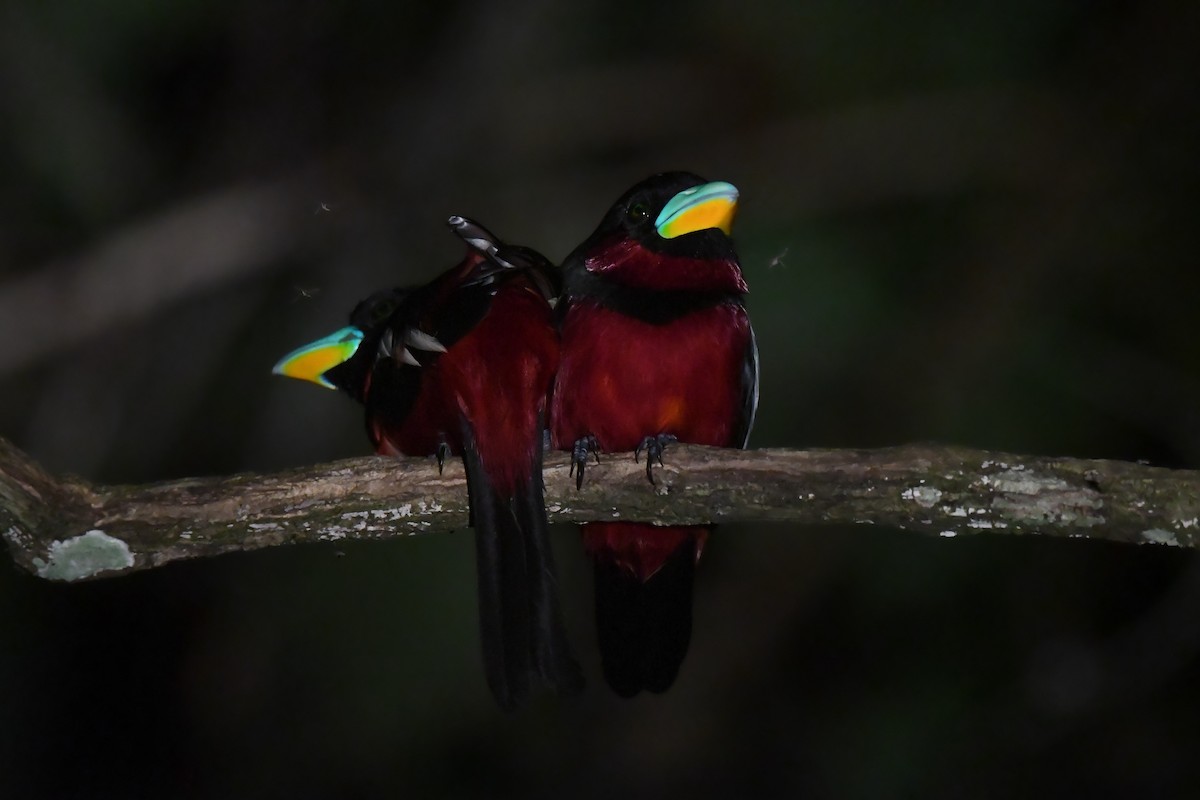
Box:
[369,300,395,325]
[626,202,650,223]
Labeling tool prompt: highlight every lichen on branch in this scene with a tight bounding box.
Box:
[2,436,1198,582]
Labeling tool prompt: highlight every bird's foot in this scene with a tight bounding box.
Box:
[634,434,678,485]
[436,439,452,474]
[569,435,601,489]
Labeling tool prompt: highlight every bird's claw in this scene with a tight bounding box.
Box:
[569,435,601,490]
[634,434,677,485]
[436,440,451,474]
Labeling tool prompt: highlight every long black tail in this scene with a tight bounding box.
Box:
[591,526,696,697]
[460,422,584,710]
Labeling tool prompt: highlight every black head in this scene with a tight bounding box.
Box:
[313,288,410,400]
[563,172,745,296]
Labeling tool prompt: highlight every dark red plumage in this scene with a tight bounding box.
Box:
[551,172,757,696]
[365,250,558,496]
[554,300,752,453]
[297,217,582,710]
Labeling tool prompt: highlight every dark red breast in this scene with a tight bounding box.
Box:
[551,298,753,453]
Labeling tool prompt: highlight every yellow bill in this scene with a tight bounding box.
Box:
[272,326,364,389]
[655,180,739,239]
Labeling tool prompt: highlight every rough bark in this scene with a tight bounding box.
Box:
[2,435,1198,582]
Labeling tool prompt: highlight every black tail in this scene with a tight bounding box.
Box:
[593,535,696,697]
[460,422,584,710]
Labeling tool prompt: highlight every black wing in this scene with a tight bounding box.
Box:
[734,320,759,449]
[447,215,560,303]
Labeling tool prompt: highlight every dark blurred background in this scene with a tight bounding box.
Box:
[3,1,1200,797]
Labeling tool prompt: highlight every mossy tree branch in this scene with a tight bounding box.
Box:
[2,435,1198,582]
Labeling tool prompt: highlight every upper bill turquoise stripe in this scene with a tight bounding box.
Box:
[272,326,364,389]
[654,180,740,235]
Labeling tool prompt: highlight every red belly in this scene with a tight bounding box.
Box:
[550,300,750,452]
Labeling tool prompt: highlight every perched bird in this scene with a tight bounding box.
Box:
[551,172,757,697]
[273,216,582,710]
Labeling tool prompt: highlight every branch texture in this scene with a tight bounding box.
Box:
[2,436,1198,582]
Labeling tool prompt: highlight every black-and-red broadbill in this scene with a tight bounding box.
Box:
[551,172,757,697]
[274,216,583,710]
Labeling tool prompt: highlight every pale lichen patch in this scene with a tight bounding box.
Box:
[368,507,420,522]
[4,525,31,548]
[1143,528,1180,546]
[34,530,134,581]
[991,470,1066,495]
[986,467,1105,527]
[901,486,942,508]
